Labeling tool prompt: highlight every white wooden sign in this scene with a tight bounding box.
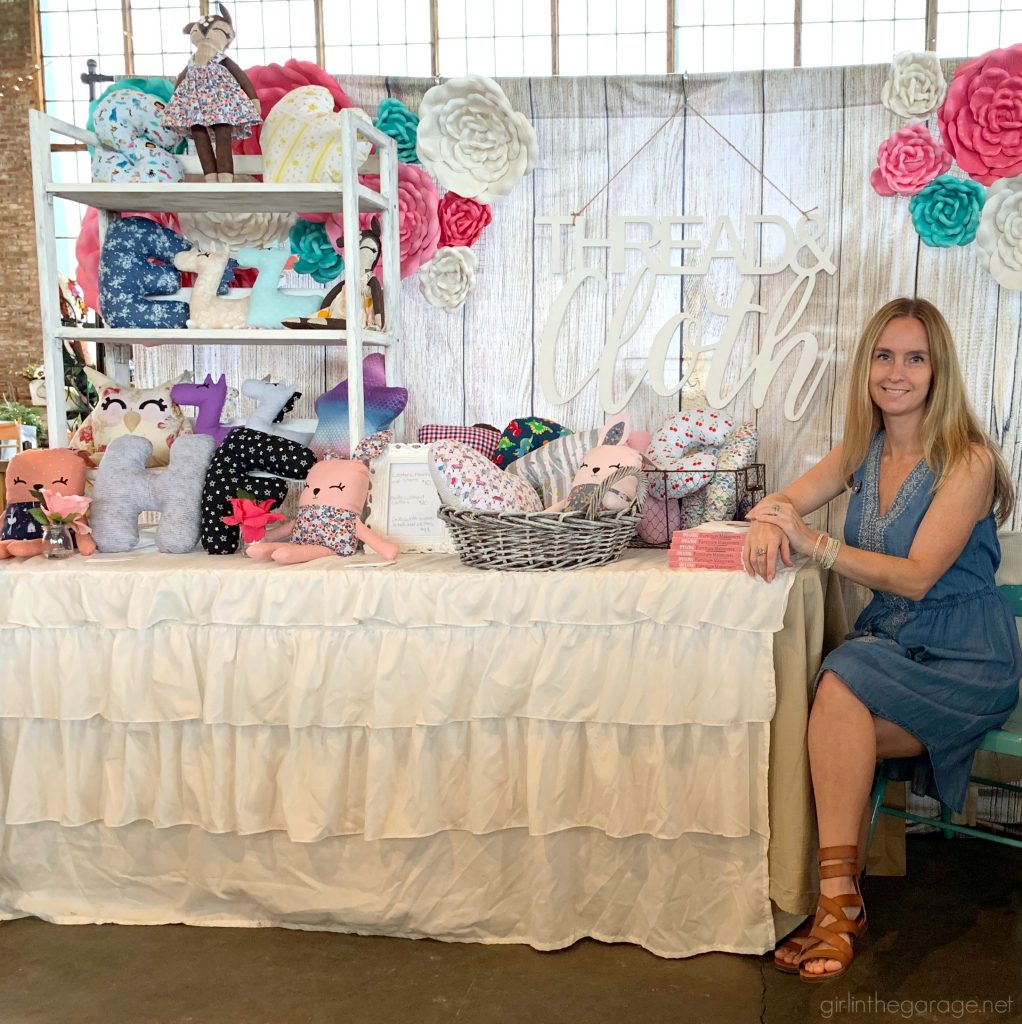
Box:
[535,213,837,421]
[366,443,453,552]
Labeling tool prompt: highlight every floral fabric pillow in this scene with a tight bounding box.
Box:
[428,439,542,513]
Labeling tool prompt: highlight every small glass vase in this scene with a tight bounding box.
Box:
[41,523,75,560]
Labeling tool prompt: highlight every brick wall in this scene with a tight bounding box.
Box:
[0,0,43,404]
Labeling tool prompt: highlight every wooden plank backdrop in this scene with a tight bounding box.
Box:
[133,62,1022,529]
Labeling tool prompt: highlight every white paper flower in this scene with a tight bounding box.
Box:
[416,75,537,203]
[977,176,1022,289]
[179,176,296,250]
[419,246,477,310]
[881,51,948,119]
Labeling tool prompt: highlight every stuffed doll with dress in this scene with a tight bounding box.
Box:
[0,448,96,558]
[161,3,261,182]
[246,433,398,563]
[284,219,385,331]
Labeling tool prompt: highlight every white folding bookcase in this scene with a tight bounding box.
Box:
[28,106,401,449]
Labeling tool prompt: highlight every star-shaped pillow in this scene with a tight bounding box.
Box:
[309,353,408,459]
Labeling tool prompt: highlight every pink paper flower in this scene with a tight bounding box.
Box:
[938,43,1022,186]
[39,488,92,519]
[870,123,952,197]
[438,193,492,247]
[324,163,440,279]
[221,497,285,543]
[234,60,356,156]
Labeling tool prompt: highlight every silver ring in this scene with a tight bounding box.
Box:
[755,547,767,556]
[772,503,781,514]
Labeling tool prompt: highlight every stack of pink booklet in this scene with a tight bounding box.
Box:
[668,526,748,570]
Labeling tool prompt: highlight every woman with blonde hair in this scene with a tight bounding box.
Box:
[744,297,1021,982]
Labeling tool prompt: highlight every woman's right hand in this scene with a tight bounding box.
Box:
[743,520,792,582]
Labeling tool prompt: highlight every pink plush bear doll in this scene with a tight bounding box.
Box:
[545,414,645,514]
[246,435,398,564]
[0,448,96,558]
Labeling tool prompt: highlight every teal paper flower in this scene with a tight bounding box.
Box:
[909,174,986,248]
[289,219,344,283]
[374,97,420,165]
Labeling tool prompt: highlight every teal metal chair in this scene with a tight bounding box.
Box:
[867,581,1022,851]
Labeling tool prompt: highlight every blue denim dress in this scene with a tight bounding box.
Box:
[821,431,1022,812]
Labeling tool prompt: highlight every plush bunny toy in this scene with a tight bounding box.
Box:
[246,434,398,563]
[0,448,96,558]
[544,414,645,514]
[160,3,261,181]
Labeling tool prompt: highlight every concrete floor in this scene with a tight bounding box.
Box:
[1,835,1019,1024]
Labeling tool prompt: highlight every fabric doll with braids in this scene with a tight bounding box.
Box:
[161,3,261,182]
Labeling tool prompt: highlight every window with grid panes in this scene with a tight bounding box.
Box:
[936,1,1022,58]
[323,0,432,76]
[437,0,553,77]
[799,0,927,67]
[557,0,667,75]
[674,0,796,73]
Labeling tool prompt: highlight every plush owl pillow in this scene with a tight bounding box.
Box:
[70,367,191,468]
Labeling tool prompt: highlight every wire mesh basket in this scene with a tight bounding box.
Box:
[631,464,766,549]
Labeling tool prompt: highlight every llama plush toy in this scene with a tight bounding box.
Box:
[544,414,644,514]
[246,435,397,563]
[174,246,247,328]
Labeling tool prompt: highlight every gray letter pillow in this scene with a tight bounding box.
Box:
[91,433,215,553]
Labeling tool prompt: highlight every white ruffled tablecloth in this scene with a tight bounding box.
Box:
[0,546,825,958]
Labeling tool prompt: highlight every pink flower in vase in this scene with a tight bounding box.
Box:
[38,487,92,521]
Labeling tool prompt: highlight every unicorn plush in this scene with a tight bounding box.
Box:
[171,373,240,447]
[242,377,314,445]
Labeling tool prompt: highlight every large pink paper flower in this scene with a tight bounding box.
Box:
[438,193,492,247]
[938,44,1022,186]
[870,123,952,197]
[234,59,356,156]
[324,163,440,279]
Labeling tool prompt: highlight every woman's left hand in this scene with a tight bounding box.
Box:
[745,498,818,557]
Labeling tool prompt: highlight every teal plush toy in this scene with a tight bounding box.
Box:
[235,247,323,328]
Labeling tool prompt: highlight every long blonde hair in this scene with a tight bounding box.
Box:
[840,297,1015,526]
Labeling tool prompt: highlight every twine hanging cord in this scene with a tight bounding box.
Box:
[570,74,817,224]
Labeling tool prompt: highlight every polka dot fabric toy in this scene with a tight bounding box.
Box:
[645,408,735,499]
[199,428,315,554]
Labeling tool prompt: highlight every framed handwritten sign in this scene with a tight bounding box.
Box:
[366,443,452,553]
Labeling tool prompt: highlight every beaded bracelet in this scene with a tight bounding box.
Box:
[811,532,827,562]
[820,536,841,570]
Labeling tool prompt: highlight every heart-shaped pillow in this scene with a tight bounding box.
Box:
[428,440,543,513]
[261,86,373,184]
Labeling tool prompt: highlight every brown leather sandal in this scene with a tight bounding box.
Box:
[797,845,867,983]
[772,917,816,974]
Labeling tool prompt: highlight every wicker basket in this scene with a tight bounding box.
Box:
[437,467,645,572]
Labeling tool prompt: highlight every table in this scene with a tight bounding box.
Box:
[0,546,829,958]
